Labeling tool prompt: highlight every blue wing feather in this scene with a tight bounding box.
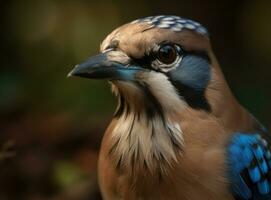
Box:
[227,133,271,199]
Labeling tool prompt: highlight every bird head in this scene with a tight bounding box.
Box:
[69,15,240,124]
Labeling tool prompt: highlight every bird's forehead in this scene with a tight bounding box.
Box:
[100,15,210,58]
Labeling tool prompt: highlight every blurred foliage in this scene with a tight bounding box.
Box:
[0,0,270,199]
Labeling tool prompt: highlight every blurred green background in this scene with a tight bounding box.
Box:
[0,0,270,199]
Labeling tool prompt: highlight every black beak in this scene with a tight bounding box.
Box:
[68,52,145,81]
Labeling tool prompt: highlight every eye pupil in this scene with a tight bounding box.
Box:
[157,44,177,64]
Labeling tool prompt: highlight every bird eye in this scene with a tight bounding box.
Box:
[157,44,177,64]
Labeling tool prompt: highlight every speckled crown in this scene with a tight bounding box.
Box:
[131,15,208,36]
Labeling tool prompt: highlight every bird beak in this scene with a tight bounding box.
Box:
[68,51,145,81]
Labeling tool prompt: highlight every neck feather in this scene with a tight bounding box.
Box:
[109,80,185,176]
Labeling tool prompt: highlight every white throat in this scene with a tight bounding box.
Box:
[109,72,187,174]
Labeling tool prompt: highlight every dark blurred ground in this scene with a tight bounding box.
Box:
[0,0,270,199]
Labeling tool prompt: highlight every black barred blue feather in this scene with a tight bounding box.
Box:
[227,133,271,199]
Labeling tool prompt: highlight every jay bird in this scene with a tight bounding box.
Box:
[68,15,271,200]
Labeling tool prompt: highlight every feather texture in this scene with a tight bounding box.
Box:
[70,15,271,200]
[227,133,271,199]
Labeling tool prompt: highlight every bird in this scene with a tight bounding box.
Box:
[68,15,271,200]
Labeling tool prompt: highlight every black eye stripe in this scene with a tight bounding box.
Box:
[130,47,210,69]
[131,43,182,68]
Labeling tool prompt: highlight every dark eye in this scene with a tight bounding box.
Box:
[157,44,177,64]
